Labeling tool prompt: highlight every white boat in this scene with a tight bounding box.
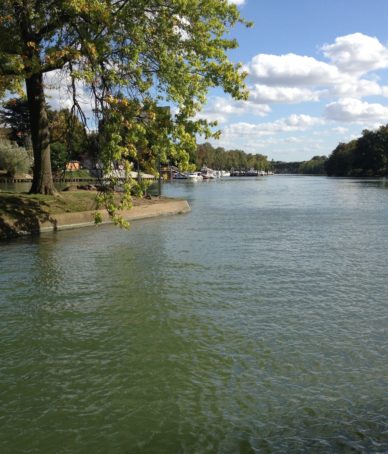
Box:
[210,169,231,177]
[173,171,188,179]
[201,166,215,179]
[187,172,203,180]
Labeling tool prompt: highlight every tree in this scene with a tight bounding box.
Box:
[50,142,68,173]
[0,1,250,195]
[0,97,88,172]
[354,127,388,176]
[0,97,31,147]
[0,97,86,156]
[48,108,88,161]
[325,141,356,176]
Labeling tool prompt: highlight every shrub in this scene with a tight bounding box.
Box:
[0,140,32,177]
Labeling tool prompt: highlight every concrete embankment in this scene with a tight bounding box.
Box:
[39,199,190,232]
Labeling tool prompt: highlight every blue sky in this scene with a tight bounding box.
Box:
[203,0,388,161]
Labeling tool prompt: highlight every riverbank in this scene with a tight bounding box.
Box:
[0,191,190,240]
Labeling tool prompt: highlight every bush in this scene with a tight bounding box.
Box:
[0,140,32,177]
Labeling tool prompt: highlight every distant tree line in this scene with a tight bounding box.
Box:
[193,142,270,170]
[195,124,388,176]
[271,156,327,175]
[300,156,328,174]
[270,161,300,174]
[325,125,388,176]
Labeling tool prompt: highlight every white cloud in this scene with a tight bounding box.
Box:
[250,84,320,103]
[246,53,341,86]
[197,96,270,124]
[44,70,73,110]
[221,114,324,137]
[228,0,245,4]
[207,32,388,160]
[212,97,270,117]
[322,32,388,75]
[172,15,190,41]
[285,136,304,143]
[44,69,94,122]
[285,76,388,100]
[329,78,383,98]
[325,98,388,123]
[244,33,388,105]
[380,86,388,97]
[332,126,349,134]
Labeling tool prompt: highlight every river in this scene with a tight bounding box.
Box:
[1,176,387,453]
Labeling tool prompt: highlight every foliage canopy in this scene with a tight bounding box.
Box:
[326,125,388,176]
[0,0,250,198]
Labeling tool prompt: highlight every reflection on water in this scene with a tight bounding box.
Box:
[352,177,388,189]
[0,181,32,193]
[1,176,387,452]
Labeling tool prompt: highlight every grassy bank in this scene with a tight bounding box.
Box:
[0,190,176,240]
[0,191,98,240]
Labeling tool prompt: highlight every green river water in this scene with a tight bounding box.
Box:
[0,176,387,453]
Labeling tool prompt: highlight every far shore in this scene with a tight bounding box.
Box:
[0,191,190,240]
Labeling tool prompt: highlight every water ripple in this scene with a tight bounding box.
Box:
[1,177,387,452]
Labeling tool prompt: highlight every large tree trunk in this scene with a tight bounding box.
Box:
[26,73,56,195]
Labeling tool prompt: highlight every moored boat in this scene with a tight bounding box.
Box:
[187,172,203,180]
[173,172,188,179]
[201,166,216,179]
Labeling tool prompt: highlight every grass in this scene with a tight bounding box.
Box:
[0,191,98,216]
[0,191,99,239]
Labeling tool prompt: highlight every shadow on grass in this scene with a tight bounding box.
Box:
[0,195,57,240]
